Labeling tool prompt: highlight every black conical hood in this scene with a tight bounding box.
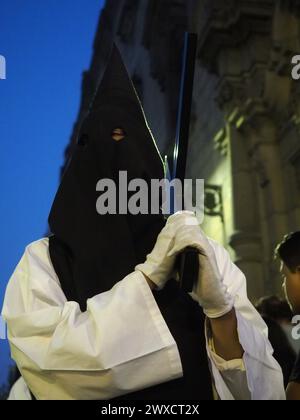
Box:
[92,45,145,121]
[48,44,166,311]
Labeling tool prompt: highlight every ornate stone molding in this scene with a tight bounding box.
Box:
[204,184,224,222]
[197,0,274,73]
[287,99,300,140]
[229,230,263,264]
[269,0,300,76]
[198,0,300,131]
[278,0,300,16]
[141,0,190,131]
[291,152,300,192]
[269,42,296,76]
[142,0,188,91]
[117,0,139,44]
[214,126,229,156]
[226,101,277,189]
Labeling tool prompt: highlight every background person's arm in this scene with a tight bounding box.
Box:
[209,309,243,361]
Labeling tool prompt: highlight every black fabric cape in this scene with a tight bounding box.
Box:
[48,44,213,400]
[48,45,166,311]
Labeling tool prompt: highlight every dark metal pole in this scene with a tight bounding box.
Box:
[173,33,198,183]
[172,32,199,293]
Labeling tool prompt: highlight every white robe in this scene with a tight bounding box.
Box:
[7,377,32,400]
[2,238,285,400]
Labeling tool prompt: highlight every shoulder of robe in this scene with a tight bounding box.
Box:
[24,237,50,262]
[25,237,49,252]
[3,237,58,317]
[18,237,53,279]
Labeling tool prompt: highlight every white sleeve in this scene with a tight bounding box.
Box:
[206,239,286,401]
[7,377,32,401]
[206,331,251,400]
[1,238,183,400]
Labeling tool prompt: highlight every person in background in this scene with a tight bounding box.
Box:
[275,232,300,400]
[256,295,300,354]
[256,295,293,325]
[256,296,296,388]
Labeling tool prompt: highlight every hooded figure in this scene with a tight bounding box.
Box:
[2,44,285,402]
[48,44,213,400]
[48,45,167,312]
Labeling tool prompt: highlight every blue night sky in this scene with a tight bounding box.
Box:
[0,0,104,387]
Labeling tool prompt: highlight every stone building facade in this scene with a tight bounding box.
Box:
[67,0,300,302]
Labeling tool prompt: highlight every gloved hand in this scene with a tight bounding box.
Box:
[167,216,234,319]
[135,211,198,290]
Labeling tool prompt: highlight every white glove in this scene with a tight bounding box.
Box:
[135,211,198,290]
[167,217,234,319]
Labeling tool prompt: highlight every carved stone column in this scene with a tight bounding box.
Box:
[195,0,276,299]
[226,112,265,300]
[234,103,290,295]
